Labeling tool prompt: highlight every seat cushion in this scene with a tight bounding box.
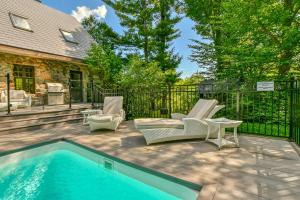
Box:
[103,96,123,115]
[88,115,114,123]
[134,118,184,129]
[187,99,218,119]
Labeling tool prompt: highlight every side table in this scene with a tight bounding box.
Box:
[205,118,242,149]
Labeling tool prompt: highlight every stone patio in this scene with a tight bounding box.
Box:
[0,121,299,200]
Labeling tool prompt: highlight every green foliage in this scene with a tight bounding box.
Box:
[185,0,300,81]
[82,16,124,87]
[153,0,182,72]
[84,44,123,87]
[104,0,182,82]
[82,16,120,49]
[118,56,164,88]
[103,0,156,61]
[176,73,204,85]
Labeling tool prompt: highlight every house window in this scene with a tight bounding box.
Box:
[13,65,35,93]
[60,29,77,43]
[9,13,32,31]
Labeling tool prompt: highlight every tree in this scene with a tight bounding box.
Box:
[153,0,182,73]
[82,16,120,50]
[176,72,204,85]
[104,0,156,62]
[220,0,300,79]
[82,16,124,87]
[185,0,223,78]
[84,44,123,87]
[185,0,300,81]
[118,55,164,88]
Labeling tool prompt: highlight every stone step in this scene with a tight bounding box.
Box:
[0,108,87,122]
[0,117,83,134]
[0,113,82,128]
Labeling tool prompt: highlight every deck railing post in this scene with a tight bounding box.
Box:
[68,78,72,109]
[6,73,11,115]
[91,79,94,108]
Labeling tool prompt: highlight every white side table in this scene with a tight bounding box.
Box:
[205,118,242,150]
[81,109,101,125]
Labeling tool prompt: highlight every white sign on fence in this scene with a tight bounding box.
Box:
[257,81,274,91]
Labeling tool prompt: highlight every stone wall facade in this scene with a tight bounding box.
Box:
[0,52,91,105]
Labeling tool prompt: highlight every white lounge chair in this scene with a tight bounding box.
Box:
[87,96,125,131]
[134,99,224,129]
[134,99,225,145]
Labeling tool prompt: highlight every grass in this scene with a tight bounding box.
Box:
[240,122,289,138]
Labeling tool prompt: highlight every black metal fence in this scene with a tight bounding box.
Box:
[90,80,300,145]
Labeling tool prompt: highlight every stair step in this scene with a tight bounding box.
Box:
[0,113,82,128]
[0,108,87,122]
[0,117,83,134]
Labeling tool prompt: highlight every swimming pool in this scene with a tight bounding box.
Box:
[0,140,200,200]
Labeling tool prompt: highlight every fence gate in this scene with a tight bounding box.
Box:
[291,81,300,145]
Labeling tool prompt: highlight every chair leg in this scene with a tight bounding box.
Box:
[234,127,239,147]
[205,125,211,141]
[217,125,222,150]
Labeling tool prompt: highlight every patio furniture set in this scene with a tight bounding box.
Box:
[82,96,242,149]
[0,90,31,112]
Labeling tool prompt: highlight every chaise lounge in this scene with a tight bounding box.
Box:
[87,96,125,131]
[134,99,225,144]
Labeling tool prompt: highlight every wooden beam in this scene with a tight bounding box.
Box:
[0,44,86,65]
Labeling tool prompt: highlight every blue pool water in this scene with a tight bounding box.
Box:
[0,150,182,200]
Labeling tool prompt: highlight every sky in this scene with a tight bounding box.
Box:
[43,0,200,78]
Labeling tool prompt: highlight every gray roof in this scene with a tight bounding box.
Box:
[0,0,94,60]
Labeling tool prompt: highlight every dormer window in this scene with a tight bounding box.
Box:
[9,13,32,31]
[60,29,77,43]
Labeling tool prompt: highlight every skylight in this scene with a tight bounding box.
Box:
[60,30,77,43]
[9,13,32,31]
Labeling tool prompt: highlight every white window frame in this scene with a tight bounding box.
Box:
[9,13,32,32]
[60,29,77,44]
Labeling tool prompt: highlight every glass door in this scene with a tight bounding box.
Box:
[70,70,83,102]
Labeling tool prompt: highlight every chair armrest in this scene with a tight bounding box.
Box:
[120,109,126,120]
[0,91,6,103]
[27,95,32,106]
[171,113,187,120]
[207,105,225,119]
[182,118,208,135]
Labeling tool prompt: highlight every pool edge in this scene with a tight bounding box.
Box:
[0,137,202,192]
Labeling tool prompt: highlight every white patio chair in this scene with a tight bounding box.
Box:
[87,96,125,131]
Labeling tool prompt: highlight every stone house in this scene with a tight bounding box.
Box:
[0,0,94,104]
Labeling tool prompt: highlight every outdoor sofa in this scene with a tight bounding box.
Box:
[0,89,32,109]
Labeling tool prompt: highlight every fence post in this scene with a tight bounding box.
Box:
[236,84,241,120]
[68,77,72,109]
[289,78,295,141]
[91,79,94,108]
[6,73,10,115]
[168,84,172,118]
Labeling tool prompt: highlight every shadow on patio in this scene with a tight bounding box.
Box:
[0,121,299,200]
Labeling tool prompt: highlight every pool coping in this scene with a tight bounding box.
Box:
[0,137,202,193]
